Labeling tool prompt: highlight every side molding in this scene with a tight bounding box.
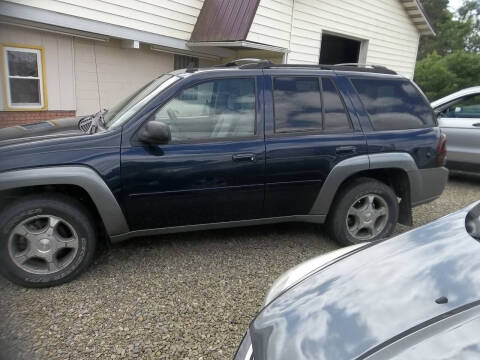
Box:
[310,153,419,216]
[0,166,129,236]
[110,215,326,243]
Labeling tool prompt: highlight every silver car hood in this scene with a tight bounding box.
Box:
[250,201,480,360]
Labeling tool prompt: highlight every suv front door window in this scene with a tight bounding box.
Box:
[153,78,256,142]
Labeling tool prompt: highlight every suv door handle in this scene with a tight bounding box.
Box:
[232,153,256,162]
[336,146,357,155]
[473,123,480,127]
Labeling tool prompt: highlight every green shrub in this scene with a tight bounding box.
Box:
[414,51,480,101]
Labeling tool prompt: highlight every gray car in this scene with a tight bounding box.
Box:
[432,87,480,171]
[235,201,480,360]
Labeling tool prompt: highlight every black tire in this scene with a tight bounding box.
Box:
[0,194,97,288]
[327,177,399,246]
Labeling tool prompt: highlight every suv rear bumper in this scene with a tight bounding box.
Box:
[411,167,449,207]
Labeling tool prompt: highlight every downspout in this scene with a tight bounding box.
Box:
[285,0,295,64]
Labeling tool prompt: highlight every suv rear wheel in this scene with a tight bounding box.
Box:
[328,178,399,246]
[0,194,97,287]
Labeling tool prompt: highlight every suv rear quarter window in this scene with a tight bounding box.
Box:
[351,78,435,131]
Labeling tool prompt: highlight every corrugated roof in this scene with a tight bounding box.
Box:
[190,0,260,42]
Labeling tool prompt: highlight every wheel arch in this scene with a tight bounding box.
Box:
[0,166,129,237]
[310,153,418,226]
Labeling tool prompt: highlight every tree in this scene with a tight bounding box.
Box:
[421,0,449,26]
[414,51,480,100]
[414,1,480,99]
[458,0,480,52]
[418,0,472,59]
[415,53,456,100]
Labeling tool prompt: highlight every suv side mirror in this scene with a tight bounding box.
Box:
[138,121,171,145]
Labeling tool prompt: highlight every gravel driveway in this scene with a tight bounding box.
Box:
[1,171,480,360]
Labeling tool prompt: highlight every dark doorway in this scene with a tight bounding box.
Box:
[319,33,361,65]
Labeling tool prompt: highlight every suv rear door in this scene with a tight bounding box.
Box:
[263,70,368,218]
[121,74,266,230]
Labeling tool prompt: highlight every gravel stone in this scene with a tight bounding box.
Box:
[1,171,479,360]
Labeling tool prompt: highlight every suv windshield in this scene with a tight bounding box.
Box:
[104,74,179,129]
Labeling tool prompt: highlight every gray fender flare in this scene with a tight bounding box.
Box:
[310,152,419,216]
[0,166,129,236]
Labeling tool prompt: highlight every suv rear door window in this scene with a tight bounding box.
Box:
[322,78,352,131]
[351,78,435,131]
[273,77,322,133]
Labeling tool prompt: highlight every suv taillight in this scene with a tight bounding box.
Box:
[437,133,447,167]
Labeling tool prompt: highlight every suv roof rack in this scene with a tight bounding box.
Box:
[214,58,273,68]
[213,58,397,75]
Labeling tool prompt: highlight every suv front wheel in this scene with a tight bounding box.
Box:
[0,194,97,287]
[328,178,399,246]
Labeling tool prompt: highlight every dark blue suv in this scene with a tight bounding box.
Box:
[0,59,448,287]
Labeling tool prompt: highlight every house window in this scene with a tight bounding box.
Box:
[2,45,46,109]
[174,54,199,70]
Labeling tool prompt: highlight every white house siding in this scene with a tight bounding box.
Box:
[73,38,174,116]
[7,0,204,40]
[246,0,293,49]
[248,0,421,78]
[0,24,76,111]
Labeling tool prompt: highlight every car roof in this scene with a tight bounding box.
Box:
[250,202,480,360]
[431,87,480,108]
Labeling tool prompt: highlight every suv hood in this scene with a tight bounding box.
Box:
[250,202,480,360]
[0,117,85,146]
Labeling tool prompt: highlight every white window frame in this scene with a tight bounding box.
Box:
[2,45,46,110]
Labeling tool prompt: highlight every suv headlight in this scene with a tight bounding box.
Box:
[264,243,368,306]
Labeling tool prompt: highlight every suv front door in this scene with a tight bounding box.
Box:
[121,76,266,230]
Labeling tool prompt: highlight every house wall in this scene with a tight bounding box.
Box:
[6,0,204,40]
[72,38,173,116]
[0,24,176,126]
[0,24,76,111]
[0,0,424,127]
[246,0,293,49]
[247,0,421,78]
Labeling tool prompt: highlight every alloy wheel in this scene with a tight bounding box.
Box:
[346,194,389,241]
[7,215,79,274]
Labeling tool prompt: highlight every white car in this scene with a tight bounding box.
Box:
[432,87,480,171]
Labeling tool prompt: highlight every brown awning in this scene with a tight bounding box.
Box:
[190,0,260,42]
